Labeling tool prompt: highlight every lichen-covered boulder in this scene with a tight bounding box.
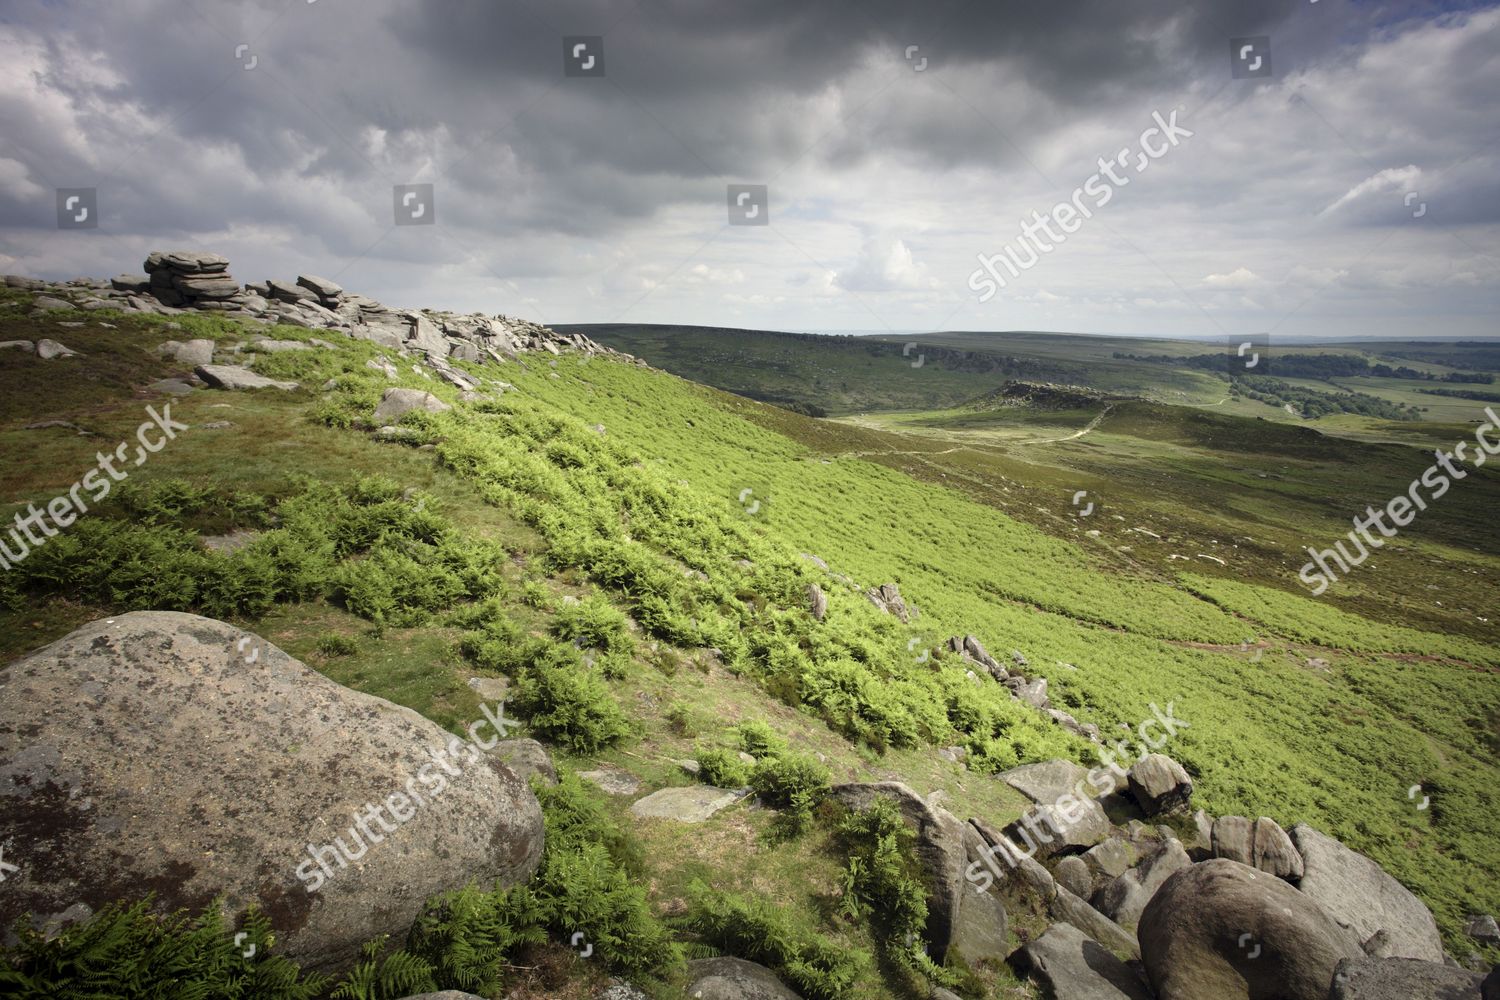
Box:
[0,612,543,972]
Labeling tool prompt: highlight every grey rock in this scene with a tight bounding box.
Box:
[1017,922,1154,999]
[685,957,801,1000]
[1138,859,1362,1000]
[1056,855,1094,898]
[968,817,1057,900]
[807,583,827,621]
[1329,956,1485,999]
[1212,814,1254,865]
[0,612,543,973]
[247,338,314,353]
[1001,759,1090,805]
[630,785,747,823]
[832,782,966,959]
[296,274,343,300]
[1093,837,1191,927]
[1291,823,1445,963]
[579,768,641,796]
[171,273,241,299]
[1083,838,1140,879]
[406,312,448,355]
[865,582,914,622]
[1251,817,1302,879]
[950,881,1008,968]
[195,364,299,391]
[1468,914,1500,946]
[372,387,451,424]
[36,339,79,359]
[491,739,556,787]
[1049,885,1140,959]
[33,295,76,311]
[266,278,318,304]
[147,378,196,396]
[159,338,215,367]
[1127,754,1193,816]
[0,340,35,353]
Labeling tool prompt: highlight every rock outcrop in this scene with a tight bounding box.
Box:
[0,612,544,972]
[1290,823,1445,962]
[1127,754,1193,816]
[1138,859,1363,1000]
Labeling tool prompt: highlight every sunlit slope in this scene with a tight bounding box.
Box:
[484,354,1498,943]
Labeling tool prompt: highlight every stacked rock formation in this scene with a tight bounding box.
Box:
[141,251,245,310]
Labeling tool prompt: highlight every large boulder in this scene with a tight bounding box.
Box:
[1016,922,1155,1000]
[685,957,802,1000]
[195,363,299,391]
[1212,815,1303,880]
[373,387,451,424]
[1127,754,1192,816]
[1328,957,1485,999]
[1138,859,1362,1000]
[0,612,544,972]
[831,782,965,959]
[997,759,1111,854]
[1290,824,1445,962]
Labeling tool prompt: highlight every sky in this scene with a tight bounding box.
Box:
[1,0,1497,340]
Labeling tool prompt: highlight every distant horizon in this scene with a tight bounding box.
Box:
[554,322,1500,345]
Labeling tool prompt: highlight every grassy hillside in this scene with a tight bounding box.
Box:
[3,295,1498,994]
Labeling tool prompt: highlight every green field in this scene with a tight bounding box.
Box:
[4,298,1498,995]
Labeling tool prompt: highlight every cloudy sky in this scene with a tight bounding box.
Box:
[1,0,1497,339]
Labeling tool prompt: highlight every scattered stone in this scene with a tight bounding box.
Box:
[247,338,313,353]
[578,768,641,796]
[1127,754,1193,816]
[806,583,827,621]
[467,676,509,702]
[202,530,260,554]
[1138,859,1362,1000]
[32,295,76,311]
[685,957,801,1000]
[0,340,35,352]
[629,786,747,823]
[148,378,196,395]
[865,582,914,622]
[491,739,556,787]
[373,387,452,424]
[1016,922,1155,1000]
[0,612,543,973]
[1291,824,1445,963]
[1468,914,1500,946]
[199,420,233,430]
[194,364,299,391]
[36,339,79,359]
[1329,956,1486,999]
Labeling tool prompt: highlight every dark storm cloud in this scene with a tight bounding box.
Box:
[0,0,1495,334]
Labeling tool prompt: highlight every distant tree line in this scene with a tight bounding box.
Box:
[1415,386,1500,403]
[1230,375,1419,421]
